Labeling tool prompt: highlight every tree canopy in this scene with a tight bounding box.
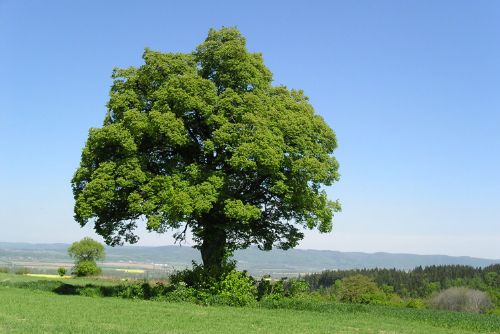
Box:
[72,27,340,274]
[68,237,105,277]
[68,237,105,262]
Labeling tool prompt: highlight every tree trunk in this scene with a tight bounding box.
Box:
[199,222,227,277]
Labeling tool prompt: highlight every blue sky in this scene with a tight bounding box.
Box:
[1,1,499,258]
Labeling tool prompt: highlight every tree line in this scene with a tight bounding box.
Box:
[303,264,500,298]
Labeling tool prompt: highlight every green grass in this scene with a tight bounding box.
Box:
[1,287,498,334]
[1,272,499,334]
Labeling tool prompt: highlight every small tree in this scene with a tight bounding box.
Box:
[57,267,67,277]
[68,237,105,277]
[336,275,387,304]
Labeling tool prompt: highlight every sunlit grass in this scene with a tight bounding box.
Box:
[2,287,492,334]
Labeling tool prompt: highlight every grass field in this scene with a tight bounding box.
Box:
[1,273,499,333]
[0,286,498,334]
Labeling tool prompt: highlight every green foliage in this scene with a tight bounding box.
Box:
[305,264,500,301]
[487,288,500,308]
[57,267,67,277]
[257,278,310,301]
[261,279,285,301]
[336,274,388,305]
[68,238,105,277]
[256,276,273,300]
[169,261,224,289]
[169,264,256,306]
[73,260,101,277]
[288,279,310,296]
[0,267,9,273]
[406,298,426,309]
[68,237,105,262]
[212,270,256,306]
[72,27,340,273]
[159,284,198,303]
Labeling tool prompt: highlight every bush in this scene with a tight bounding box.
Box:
[213,270,257,306]
[488,307,500,316]
[261,279,286,301]
[169,261,236,289]
[170,268,257,306]
[160,284,197,303]
[406,298,426,309]
[0,267,9,273]
[257,276,273,300]
[57,267,67,277]
[73,260,101,277]
[336,275,388,305]
[169,262,214,289]
[429,287,493,313]
[119,283,148,299]
[287,279,310,296]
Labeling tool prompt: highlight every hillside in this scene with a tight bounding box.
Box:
[1,242,497,275]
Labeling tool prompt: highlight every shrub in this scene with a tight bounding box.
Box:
[406,298,426,309]
[287,279,310,296]
[57,267,67,277]
[169,261,236,289]
[169,262,213,289]
[261,279,286,301]
[73,260,101,277]
[488,307,500,316]
[213,270,257,306]
[429,287,493,313]
[257,276,273,300]
[0,267,9,273]
[336,275,388,305]
[119,283,147,299]
[160,284,197,303]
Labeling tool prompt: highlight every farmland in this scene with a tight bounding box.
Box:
[0,273,499,334]
[1,242,498,278]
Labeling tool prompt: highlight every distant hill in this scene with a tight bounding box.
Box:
[0,242,497,276]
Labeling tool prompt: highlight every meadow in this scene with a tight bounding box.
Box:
[1,273,499,334]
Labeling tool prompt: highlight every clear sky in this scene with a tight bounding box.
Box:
[1,1,499,258]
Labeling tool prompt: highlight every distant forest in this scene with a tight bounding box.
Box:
[304,264,500,298]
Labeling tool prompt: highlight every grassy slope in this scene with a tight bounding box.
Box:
[1,287,498,334]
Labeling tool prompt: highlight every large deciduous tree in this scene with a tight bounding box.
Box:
[72,27,340,275]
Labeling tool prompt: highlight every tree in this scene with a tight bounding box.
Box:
[72,27,340,276]
[335,274,391,305]
[57,267,67,277]
[68,237,105,276]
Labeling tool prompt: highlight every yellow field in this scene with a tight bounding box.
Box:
[26,274,72,279]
